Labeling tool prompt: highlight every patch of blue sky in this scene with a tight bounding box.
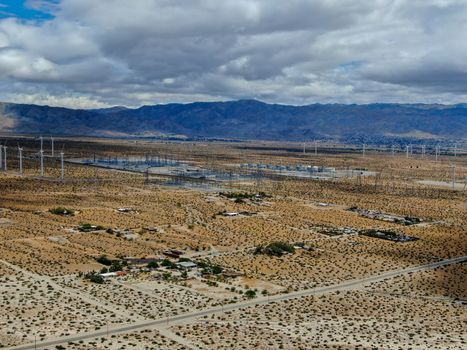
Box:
[0,0,59,21]
[337,60,366,73]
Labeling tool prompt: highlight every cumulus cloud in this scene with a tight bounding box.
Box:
[0,0,466,108]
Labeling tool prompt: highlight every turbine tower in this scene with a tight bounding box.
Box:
[40,149,44,177]
[40,136,43,153]
[450,164,456,190]
[18,145,23,175]
[3,146,7,171]
[60,151,65,180]
[391,144,395,156]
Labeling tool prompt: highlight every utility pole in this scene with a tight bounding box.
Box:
[314,140,317,155]
[406,145,409,159]
[303,142,306,155]
[40,136,43,153]
[51,136,54,157]
[391,144,395,156]
[435,145,440,162]
[422,145,426,159]
[454,143,458,157]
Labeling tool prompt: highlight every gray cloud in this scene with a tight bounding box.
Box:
[0,0,466,108]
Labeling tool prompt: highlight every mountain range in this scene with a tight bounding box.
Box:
[1,100,466,141]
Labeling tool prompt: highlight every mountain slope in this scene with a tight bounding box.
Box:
[1,100,466,140]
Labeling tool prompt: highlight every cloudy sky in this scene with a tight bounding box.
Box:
[0,0,466,108]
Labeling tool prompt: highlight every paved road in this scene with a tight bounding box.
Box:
[7,255,467,350]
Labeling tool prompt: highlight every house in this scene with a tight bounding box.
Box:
[163,251,180,258]
[176,261,197,269]
[99,271,126,278]
[99,272,117,278]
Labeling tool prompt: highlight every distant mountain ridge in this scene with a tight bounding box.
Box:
[1,100,466,140]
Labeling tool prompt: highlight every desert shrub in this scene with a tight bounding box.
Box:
[254,241,295,256]
[78,223,105,232]
[211,265,223,274]
[147,261,159,269]
[161,259,177,269]
[49,207,74,216]
[96,255,112,266]
[84,272,104,284]
[109,261,123,272]
[245,290,256,298]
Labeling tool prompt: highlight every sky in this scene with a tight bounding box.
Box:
[0,0,466,108]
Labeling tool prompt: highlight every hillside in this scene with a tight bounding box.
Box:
[1,100,466,140]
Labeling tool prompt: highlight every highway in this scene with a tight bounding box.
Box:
[7,255,466,350]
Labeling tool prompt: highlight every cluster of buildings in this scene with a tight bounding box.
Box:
[240,163,336,173]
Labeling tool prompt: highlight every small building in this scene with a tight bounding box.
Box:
[163,251,180,258]
[176,261,197,269]
[99,272,117,279]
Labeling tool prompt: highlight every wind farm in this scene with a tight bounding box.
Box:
[0,135,465,349]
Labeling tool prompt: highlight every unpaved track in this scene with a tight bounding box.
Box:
[0,259,143,322]
[6,255,467,350]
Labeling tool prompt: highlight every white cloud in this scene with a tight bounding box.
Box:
[0,0,466,107]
